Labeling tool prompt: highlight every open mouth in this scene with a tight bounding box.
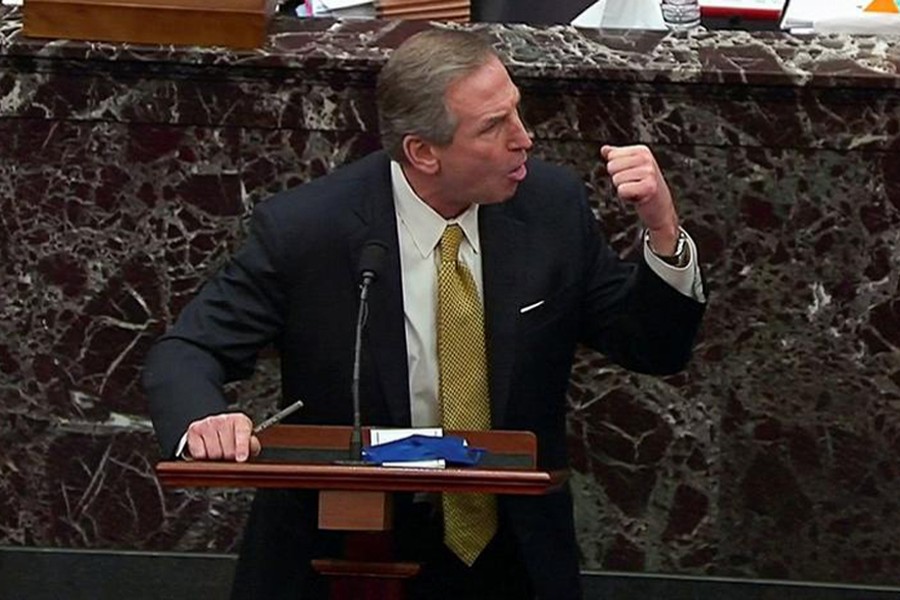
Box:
[508,163,528,182]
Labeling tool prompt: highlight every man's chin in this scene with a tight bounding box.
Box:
[480,189,518,205]
[471,179,524,206]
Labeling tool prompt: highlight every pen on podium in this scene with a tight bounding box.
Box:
[252,399,305,434]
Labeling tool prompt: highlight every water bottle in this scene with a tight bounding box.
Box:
[660,0,702,30]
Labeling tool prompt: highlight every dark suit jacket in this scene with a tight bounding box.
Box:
[143,150,705,599]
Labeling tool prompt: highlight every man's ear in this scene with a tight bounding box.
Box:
[401,135,440,176]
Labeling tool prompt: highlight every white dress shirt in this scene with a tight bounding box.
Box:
[390,160,705,428]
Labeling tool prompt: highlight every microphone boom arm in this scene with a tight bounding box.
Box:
[348,273,373,462]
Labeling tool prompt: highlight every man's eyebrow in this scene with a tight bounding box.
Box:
[480,114,506,130]
[478,88,522,130]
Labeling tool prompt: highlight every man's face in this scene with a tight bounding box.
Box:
[429,56,533,216]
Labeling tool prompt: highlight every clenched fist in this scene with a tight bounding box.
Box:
[601,144,680,255]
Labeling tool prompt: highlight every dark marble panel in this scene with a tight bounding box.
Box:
[0,116,372,551]
[0,62,379,131]
[519,79,900,152]
[564,141,900,583]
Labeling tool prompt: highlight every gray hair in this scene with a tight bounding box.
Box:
[376,29,497,162]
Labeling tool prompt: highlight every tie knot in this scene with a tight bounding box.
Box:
[439,224,464,264]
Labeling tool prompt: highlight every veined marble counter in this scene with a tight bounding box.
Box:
[1,6,899,86]
[2,5,900,587]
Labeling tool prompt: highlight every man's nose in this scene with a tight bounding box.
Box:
[508,112,534,151]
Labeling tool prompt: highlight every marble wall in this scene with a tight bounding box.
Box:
[2,7,900,587]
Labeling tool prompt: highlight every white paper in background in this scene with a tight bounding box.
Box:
[780,0,900,32]
[780,0,841,30]
[1,0,24,6]
[321,0,373,9]
[571,0,608,27]
[572,0,667,29]
[813,14,900,33]
[603,0,668,29]
[369,427,446,469]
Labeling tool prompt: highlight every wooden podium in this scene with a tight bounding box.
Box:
[156,425,566,599]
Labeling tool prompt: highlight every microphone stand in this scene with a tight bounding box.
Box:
[337,272,374,466]
[335,240,387,466]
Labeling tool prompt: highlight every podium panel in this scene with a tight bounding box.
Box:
[155,425,566,600]
[156,425,567,494]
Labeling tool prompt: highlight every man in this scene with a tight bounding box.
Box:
[144,28,706,599]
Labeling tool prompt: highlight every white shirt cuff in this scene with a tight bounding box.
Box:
[175,432,192,460]
[643,228,706,303]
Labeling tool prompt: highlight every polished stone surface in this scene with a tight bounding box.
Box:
[2,5,900,587]
[5,546,900,600]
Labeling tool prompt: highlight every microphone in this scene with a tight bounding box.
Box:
[339,240,388,465]
[358,240,388,288]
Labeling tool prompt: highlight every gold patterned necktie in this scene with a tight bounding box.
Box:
[436,224,497,566]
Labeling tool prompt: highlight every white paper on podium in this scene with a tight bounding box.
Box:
[369,427,446,469]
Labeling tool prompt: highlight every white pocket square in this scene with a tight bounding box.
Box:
[519,300,545,314]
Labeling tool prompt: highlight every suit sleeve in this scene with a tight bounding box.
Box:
[575,183,706,375]
[143,205,288,457]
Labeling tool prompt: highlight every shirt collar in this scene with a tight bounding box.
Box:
[390,160,480,259]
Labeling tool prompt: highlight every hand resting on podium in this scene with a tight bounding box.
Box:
[183,412,261,462]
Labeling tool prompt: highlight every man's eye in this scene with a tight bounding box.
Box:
[482,119,503,134]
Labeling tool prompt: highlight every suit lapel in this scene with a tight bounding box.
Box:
[348,154,411,427]
[479,203,523,428]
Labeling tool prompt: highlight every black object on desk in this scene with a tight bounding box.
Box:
[703,16,782,30]
[472,0,595,24]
